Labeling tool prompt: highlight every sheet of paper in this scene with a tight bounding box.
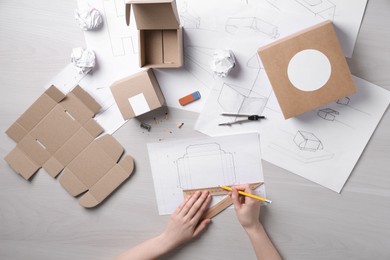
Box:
[147,133,266,215]
[196,76,390,192]
[275,0,368,58]
[155,0,322,113]
[194,9,323,136]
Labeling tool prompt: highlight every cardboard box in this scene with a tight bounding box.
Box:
[125,0,183,68]
[110,68,165,119]
[5,86,135,207]
[258,20,356,119]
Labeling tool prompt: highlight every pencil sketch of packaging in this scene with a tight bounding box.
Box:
[295,0,336,20]
[317,108,339,121]
[218,83,268,115]
[293,131,324,152]
[225,17,280,39]
[336,97,350,105]
[176,143,236,189]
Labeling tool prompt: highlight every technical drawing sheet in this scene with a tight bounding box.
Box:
[262,76,390,192]
[196,76,390,193]
[147,133,266,215]
[275,0,368,58]
[155,0,323,113]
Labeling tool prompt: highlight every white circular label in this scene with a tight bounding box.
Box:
[287,49,331,92]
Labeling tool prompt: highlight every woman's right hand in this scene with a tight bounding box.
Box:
[230,184,262,231]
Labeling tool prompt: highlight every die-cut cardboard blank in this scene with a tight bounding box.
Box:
[5,86,135,207]
[258,20,356,119]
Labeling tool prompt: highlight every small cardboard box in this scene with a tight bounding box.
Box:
[125,0,183,68]
[258,20,356,119]
[5,86,135,207]
[110,68,165,119]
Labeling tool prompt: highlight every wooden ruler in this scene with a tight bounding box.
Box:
[183,182,263,197]
[201,195,232,220]
[185,182,264,220]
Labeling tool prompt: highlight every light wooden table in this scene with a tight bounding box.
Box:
[1,0,389,259]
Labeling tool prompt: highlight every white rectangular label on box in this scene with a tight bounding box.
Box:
[129,93,150,116]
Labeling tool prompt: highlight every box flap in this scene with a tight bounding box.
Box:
[5,147,40,180]
[129,0,180,30]
[59,135,135,207]
[59,168,89,196]
[78,163,133,208]
[71,85,101,114]
[46,85,67,103]
[95,135,124,162]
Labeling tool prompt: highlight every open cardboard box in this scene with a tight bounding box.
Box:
[126,0,183,68]
[5,86,134,207]
[258,20,356,119]
[111,68,165,119]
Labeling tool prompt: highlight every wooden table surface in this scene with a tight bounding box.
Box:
[1,0,389,259]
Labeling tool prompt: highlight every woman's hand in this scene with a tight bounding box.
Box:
[161,190,212,250]
[230,184,262,231]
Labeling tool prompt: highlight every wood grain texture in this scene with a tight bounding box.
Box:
[0,0,389,259]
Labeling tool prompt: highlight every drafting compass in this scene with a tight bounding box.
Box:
[218,113,266,126]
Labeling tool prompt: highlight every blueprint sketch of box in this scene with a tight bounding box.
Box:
[176,143,236,189]
[148,133,266,215]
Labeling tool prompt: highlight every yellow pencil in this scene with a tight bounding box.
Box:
[220,185,272,204]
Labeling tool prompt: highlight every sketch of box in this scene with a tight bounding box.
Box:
[293,131,323,152]
[176,143,236,189]
[337,97,350,105]
[225,17,279,38]
[296,0,336,20]
[317,108,339,121]
[218,83,268,115]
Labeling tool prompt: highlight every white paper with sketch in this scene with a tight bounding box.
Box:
[275,0,368,58]
[147,133,266,215]
[196,76,390,193]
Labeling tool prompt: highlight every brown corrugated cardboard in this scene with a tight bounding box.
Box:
[126,0,183,68]
[60,135,134,208]
[5,86,135,207]
[110,68,165,119]
[258,20,356,119]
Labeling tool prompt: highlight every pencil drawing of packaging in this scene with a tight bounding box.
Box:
[176,143,236,189]
[225,17,279,39]
[218,83,268,115]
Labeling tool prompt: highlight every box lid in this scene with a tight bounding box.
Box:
[258,20,356,119]
[126,0,180,30]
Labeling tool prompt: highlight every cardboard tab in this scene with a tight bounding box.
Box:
[45,85,66,103]
[131,0,180,30]
[71,86,101,114]
[5,147,39,180]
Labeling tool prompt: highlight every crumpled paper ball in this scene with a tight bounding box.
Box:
[74,6,103,31]
[210,49,236,77]
[71,47,96,74]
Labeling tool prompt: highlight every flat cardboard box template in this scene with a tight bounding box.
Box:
[110,68,165,119]
[258,20,356,119]
[5,86,135,207]
[126,0,183,68]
